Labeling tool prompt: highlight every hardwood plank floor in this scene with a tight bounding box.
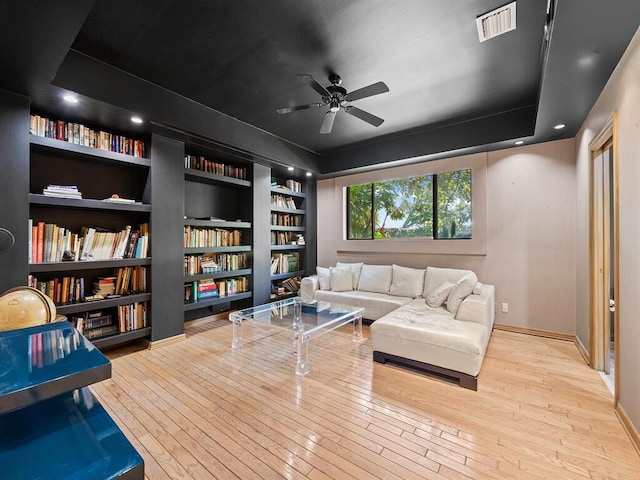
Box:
[93,316,640,479]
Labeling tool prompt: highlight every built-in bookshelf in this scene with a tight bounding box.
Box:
[183,153,253,314]
[27,121,152,348]
[269,178,306,300]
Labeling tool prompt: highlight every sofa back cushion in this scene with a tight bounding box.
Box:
[316,266,331,290]
[423,266,475,298]
[336,262,364,290]
[446,271,478,314]
[329,266,353,292]
[357,264,393,294]
[425,281,455,307]
[389,264,425,298]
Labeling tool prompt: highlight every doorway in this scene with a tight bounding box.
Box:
[589,114,618,401]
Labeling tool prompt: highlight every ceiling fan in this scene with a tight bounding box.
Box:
[276,74,389,134]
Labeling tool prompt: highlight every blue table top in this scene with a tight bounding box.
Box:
[0,321,111,414]
[0,387,144,479]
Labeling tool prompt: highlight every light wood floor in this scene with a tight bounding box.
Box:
[93,316,640,479]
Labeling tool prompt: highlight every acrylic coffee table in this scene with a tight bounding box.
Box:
[229,297,364,376]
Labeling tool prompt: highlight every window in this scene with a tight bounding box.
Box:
[346,169,471,239]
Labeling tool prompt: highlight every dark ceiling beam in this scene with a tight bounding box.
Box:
[52,50,319,171]
[535,0,640,140]
[0,0,95,95]
[318,105,537,174]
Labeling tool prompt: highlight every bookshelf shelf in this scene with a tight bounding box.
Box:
[29,257,151,273]
[184,168,251,188]
[270,225,305,232]
[55,293,151,315]
[270,206,305,215]
[271,270,306,281]
[30,134,150,168]
[184,246,251,254]
[184,269,252,282]
[91,327,152,349]
[29,193,152,212]
[184,219,251,228]
[183,291,252,311]
[270,244,305,251]
[270,291,297,300]
[270,186,305,199]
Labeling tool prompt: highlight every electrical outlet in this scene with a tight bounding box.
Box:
[501,302,509,313]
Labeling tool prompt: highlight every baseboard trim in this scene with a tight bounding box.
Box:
[615,403,640,456]
[493,323,574,342]
[146,333,187,349]
[574,335,591,365]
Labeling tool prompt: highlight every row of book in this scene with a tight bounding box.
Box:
[28,221,149,263]
[183,253,247,276]
[271,180,303,193]
[69,302,149,340]
[27,266,148,305]
[28,275,85,305]
[271,213,303,227]
[184,276,249,303]
[184,154,247,180]
[270,253,299,274]
[271,231,301,246]
[28,328,82,371]
[271,276,301,298]
[271,194,298,209]
[30,114,145,158]
[183,226,242,248]
[92,266,148,297]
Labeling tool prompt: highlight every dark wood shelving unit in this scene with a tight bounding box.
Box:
[184,269,252,282]
[270,244,305,251]
[29,193,151,212]
[184,219,251,228]
[270,186,305,198]
[184,168,251,188]
[270,225,305,232]
[29,257,151,273]
[184,246,251,254]
[92,327,152,349]
[55,293,151,315]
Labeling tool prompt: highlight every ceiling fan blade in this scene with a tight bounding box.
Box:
[345,81,389,102]
[276,102,326,114]
[319,110,337,134]
[298,74,331,97]
[344,106,384,127]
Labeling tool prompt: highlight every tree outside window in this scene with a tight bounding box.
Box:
[346,169,471,240]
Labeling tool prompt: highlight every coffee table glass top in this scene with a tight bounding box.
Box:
[229,297,364,376]
[230,297,363,337]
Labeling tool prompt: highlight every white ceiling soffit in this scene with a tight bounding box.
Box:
[476,1,517,42]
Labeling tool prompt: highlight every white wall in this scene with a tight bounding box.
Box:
[317,138,577,334]
[575,27,640,434]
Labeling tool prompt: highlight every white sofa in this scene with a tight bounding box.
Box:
[300,263,495,390]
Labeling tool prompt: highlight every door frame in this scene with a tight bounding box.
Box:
[589,111,619,404]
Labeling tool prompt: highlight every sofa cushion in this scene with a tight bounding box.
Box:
[316,266,330,290]
[370,299,491,377]
[336,262,364,289]
[357,264,393,294]
[423,266,475,298]
[425,281,455,307]
[446,272,478,314]
[329,267,353,292]
[314,289,412,321]
[389,264,425,298]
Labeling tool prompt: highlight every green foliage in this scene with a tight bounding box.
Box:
[346,168,471,240]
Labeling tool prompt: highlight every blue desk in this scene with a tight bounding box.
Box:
[0,321,143,479]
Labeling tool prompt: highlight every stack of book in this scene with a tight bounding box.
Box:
[195,278,219,300]
[93,277,116,298]
[43,185,82,199]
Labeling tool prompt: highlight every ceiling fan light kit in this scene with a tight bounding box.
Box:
[277,74,389,134]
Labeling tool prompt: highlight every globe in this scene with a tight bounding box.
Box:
[0,287,57,332]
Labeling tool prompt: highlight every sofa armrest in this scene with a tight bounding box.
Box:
[455,284,495,331]
[300,275,319,303]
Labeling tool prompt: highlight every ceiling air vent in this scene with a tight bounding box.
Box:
[476,1,516,42]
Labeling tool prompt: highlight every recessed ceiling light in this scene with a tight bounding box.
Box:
[305,172,312,177]
[554,123,566,130]
[63,94,78,104]
[131,116,143,124]
[514,140,524,145]
[287,166,294,171]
